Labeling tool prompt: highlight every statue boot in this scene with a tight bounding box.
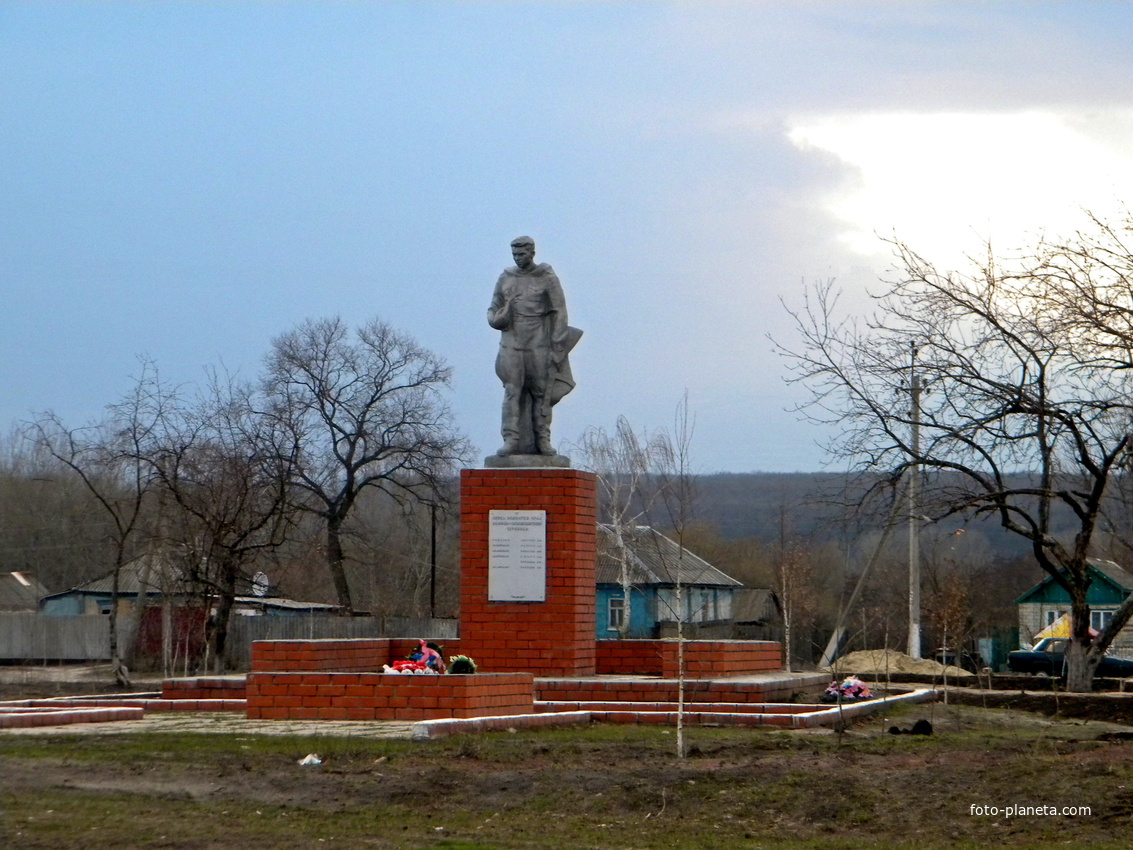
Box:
[534,410,555,456]
[496,433,520,456]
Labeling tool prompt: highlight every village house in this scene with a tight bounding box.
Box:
[1015,558,1133,657]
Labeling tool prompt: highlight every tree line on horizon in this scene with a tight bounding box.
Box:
[0,315,470,682]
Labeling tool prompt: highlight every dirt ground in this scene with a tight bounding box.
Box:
[3,669,1133,848]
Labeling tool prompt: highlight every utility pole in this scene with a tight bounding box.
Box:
[907,342,922,659]
[429,501,437,620]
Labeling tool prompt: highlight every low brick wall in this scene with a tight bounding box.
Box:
[163,676,247,700]
[250,637,779,679]
[596,639,782,677]
[250,638,462,673]
[245,671,533,721]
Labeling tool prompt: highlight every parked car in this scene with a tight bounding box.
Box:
[1007,638,1133,677]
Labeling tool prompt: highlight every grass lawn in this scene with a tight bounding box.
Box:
[3,702,1133,849]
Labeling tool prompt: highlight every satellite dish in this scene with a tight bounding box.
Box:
[252,572,270,597]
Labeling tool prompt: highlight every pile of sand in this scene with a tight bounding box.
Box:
[825,648,973,678]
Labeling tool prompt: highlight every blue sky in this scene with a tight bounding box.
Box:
[4,3,1133,472]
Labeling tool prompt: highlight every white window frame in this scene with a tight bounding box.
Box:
[608,596,625,631]
[1091,609,1113,632]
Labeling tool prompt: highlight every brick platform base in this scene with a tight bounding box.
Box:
[596,639,782,677]
[246,671,533,721]
[236,634,788,724]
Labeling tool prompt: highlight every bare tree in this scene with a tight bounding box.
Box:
[575,416,669,637]
[772,515,819,673]
[649,394,698,757]
[145,371,299,672]
[261,317,471,612]
[28,360,168,686]
[779,225,1133,692]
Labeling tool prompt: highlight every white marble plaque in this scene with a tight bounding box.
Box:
[488,510,546,602]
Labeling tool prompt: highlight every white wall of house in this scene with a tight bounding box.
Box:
[1018,602,1133,657]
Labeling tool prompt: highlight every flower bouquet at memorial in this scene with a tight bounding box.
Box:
[446,655,477,675]
[383,639,446,674]
[821,675,873,702]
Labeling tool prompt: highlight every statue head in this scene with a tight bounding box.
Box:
[511,236,535,270]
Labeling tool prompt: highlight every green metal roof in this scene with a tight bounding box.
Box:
[1014,558,1133,606]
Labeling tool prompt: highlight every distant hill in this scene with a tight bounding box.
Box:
[686,472,1037,562]
[691,472,850,540]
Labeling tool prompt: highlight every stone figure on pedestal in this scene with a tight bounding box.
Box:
[487,236,581,465]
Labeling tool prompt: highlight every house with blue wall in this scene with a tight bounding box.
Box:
[1015,558,1133,657]
[596,524,744,639]
[40,553,342,618]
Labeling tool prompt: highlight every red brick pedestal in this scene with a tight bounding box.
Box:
[459,467,597,676]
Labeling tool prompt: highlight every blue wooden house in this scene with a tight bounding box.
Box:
[596,524,743,639]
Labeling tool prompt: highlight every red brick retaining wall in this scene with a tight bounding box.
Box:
[596,639,782,677]
[535,676,804,706]
[163,676,247,700]
[245,671,533,721]
[250,638,462,673]
[459,468,597,676]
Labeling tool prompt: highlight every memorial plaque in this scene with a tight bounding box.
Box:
[488,509,546,601]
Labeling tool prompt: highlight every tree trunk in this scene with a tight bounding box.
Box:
[614,526,632,638]
[121,555,153,670]
[783,608,793,673]
[108,555,132,688]
[1065,591,1100,693]
[1065,638,1102,693]
[202,565,239,675]
[326,515,354,613]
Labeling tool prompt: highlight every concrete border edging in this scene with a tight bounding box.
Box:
[790,688,937,728]
[412,710,591,740]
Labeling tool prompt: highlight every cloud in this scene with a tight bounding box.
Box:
[787,110,1133,268]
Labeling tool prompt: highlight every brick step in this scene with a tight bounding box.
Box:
[163,676,248,699]
[535,700,825,715]
[0,706,144,729]
[534,679,810,704]
[586,709,805,728]
[2,696,245,712]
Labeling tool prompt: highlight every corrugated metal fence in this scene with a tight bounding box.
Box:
[0,613,112,662]
[0,613,459,665]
